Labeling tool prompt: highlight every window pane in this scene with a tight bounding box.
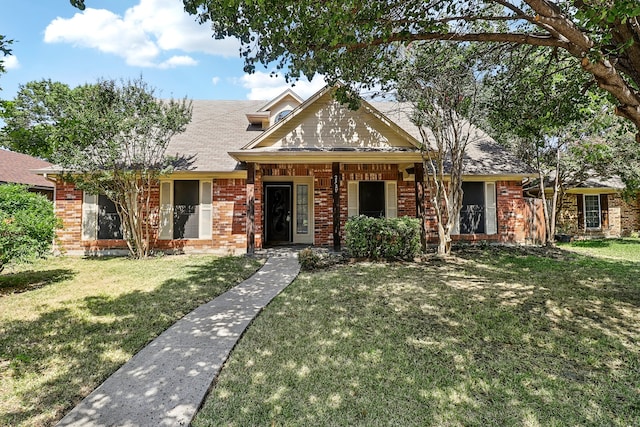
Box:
[296,184,308,234]
[174,180,200,239]
[460,182,485,234]
[97,195,122,240]
[359,181,385,218]
[584,195,600,228]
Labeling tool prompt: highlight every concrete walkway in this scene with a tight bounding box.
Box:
[57,255,300,427]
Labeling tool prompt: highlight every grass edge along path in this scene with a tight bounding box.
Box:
[194,247,640,427]
[0,255,262,427]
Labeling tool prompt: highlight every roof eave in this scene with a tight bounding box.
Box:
[229,150,423,164]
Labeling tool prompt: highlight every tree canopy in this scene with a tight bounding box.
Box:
[53,77,193,258]
[0,80,75,160]
[122,0,640,140]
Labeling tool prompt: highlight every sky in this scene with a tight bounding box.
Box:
[0,0,327,101]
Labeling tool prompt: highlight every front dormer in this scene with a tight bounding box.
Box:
[245,89,304,130]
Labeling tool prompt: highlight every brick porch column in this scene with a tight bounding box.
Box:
[246,162,255,255]
[332,162,341,251]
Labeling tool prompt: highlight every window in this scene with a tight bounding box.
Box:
[97,195,122,239]
[275,109,292,123]
[584,195,601,229]
[296,184,309,234]
[159,180,213,240]
[458,182,497,235]
[173,180,199,239]
[347,181,397,218]
[82,193,122,240]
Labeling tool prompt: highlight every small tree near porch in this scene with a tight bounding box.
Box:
[55,78,192,258]
[398,43,484,256]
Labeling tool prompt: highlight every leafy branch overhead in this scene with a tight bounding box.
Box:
[168,0,640,141]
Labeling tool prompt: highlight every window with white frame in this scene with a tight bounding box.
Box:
[159,180,213,240]
[347,181,397,218]
[584,194,601,229]
[82,193,123,240]
[457,182,497,235]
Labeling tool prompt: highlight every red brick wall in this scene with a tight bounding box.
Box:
[211,178,247,251]
[53,171,533,254]
[423,180,529,244]
[54,178,248,255]
[54,181,83,253]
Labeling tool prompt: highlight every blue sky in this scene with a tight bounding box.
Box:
[0,0,326,101]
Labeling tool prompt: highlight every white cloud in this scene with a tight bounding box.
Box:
[159,55,198,69]
[211,77,220,85]
[44,0,239,68]
[240,72,327,100]
[2,55,19,70]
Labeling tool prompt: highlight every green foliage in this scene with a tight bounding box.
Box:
[181,0,640,137]
[51,77,193,259]
[0,185,59,270]
[0,79,75,160]
[345,216,420,260]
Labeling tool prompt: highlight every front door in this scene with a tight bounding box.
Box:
[265,183,292,244]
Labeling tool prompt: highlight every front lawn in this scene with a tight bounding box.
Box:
[194,247,640,426]
[559,237,640,262]
[0,255,262,427]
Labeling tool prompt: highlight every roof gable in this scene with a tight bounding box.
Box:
[244,87,420,152]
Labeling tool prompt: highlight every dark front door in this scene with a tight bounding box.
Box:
[265,184,292,244]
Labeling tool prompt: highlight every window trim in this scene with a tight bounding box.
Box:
[454,181,497,236]
[159,180,213,240]
[82,192,123,241]
[347,180,397,219]
[583,194,602,230]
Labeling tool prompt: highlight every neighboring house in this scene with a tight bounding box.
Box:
[41,86,541,255]
[0,149,54,200]
[552,176,640,238]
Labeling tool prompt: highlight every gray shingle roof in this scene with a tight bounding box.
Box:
[370,101,534,176]
[166,100,265,172]
[165,97,533,176]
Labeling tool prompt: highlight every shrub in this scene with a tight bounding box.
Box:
[298,247,321,271]
[345,215,421,260]
[0,185,59,271]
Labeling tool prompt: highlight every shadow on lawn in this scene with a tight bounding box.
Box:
[194,248,640,426]
[0,256,259,427]
[0,269,75,297]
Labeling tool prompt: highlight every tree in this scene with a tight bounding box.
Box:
[0,80,75,160]
[0,35,12,91]
[0,185,59,272]
[397,42,485,256]
[160,0,640,141]
[54,78,193,259]
[484,47,613,244]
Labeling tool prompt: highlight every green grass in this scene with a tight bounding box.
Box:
[0,255,262,427]
[193,247,640,426]
[559,237,640,262]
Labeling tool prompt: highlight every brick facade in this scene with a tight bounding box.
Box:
[53,166,540,255]
[557,192,640,237]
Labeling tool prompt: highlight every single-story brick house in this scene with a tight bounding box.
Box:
[551,176,640,238]
[0,148,54,200]
[41,86,542,255]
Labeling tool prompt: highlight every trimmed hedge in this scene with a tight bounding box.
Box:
[345,215,421,260]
